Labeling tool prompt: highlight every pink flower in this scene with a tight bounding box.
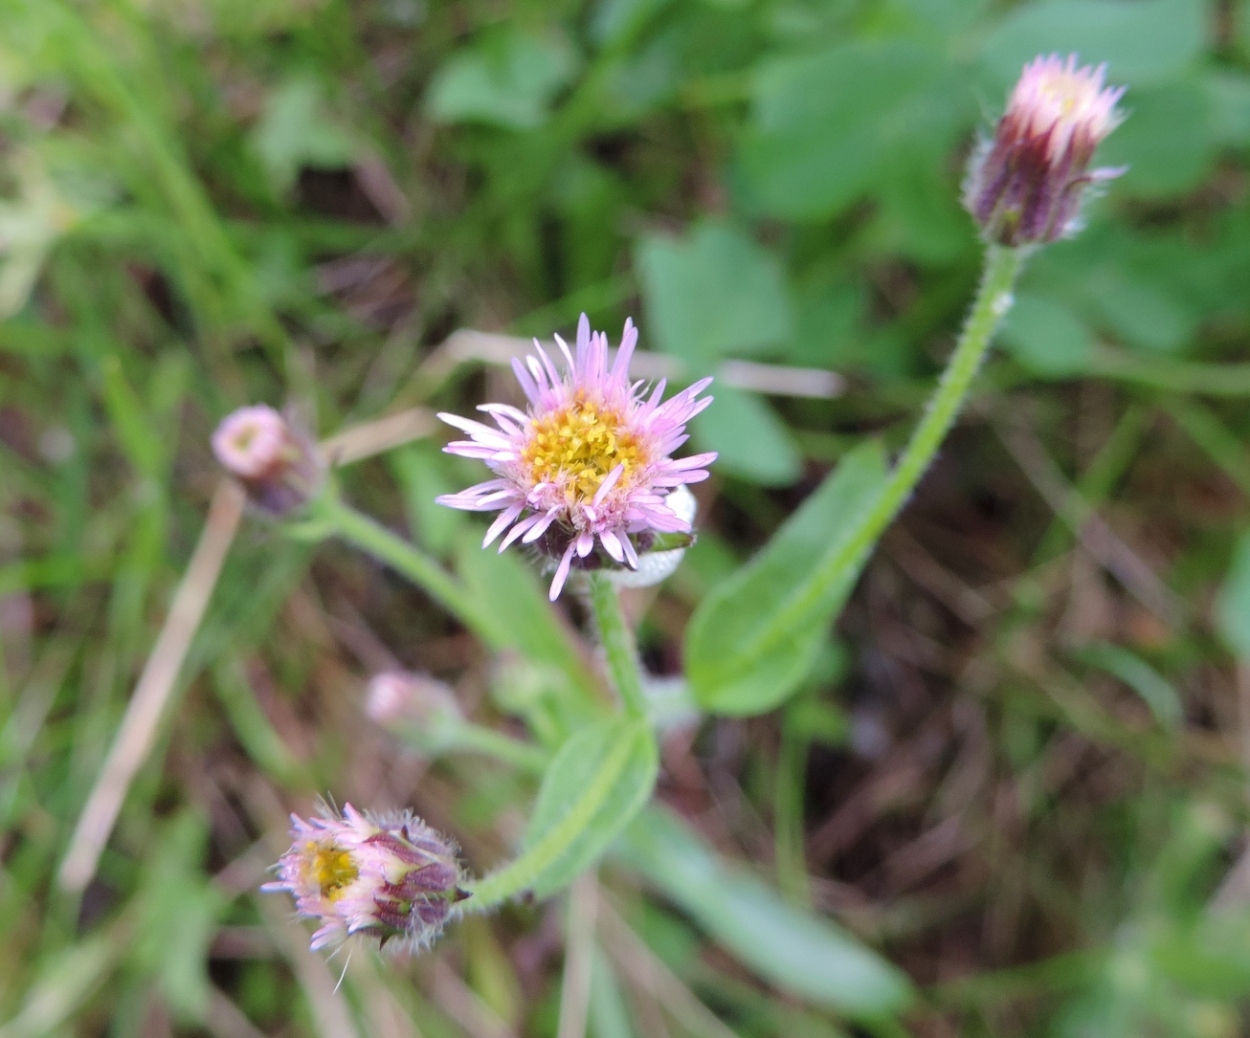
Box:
[436,314,716,599]
[210,405,322,515]
[262,803,465,954]
[964,54,1126,247]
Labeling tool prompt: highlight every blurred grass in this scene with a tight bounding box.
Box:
[6,0,1250,1036]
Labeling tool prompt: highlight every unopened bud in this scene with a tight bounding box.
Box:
[211,404,322,515]
[365,670,462,729]
[606,485,696,589]
[964,54,1126,248]
[262,803,466,954]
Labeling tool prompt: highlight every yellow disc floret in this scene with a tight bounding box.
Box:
[304,842,358,901]
[521,397,646,502]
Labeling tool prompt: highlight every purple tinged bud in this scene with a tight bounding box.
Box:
[262,803,465,954]
[964,54,1127,248]
[211,405,323,516]
[365,670,462,730]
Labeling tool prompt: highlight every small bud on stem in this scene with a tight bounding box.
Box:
[211,405,322,515]
[965,54,1126,247]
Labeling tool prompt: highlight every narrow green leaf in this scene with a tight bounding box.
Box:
[524,717,658,897]
[1073,642,1183,729]
[685,442,887,715]
[619,807,912,1018]
[456,532,599,699]
[1216,532,1250,659]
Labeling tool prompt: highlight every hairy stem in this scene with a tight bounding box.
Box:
[588,572,647,717]
[319,496,500,643]
[461,730,638,910]
[759,244,1025,642]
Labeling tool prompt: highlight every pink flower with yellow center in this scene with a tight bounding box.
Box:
[964,54,1126,247]
[436,314,716,599]
[262,803,465,954]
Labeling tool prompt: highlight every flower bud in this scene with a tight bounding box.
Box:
[964,54,1126,248]
[262,803,466,953]
[211,404,322,516]
[606,485,696,589]
[365,670,462,730]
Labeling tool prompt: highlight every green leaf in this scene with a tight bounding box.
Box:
[686,442,887,714]
[101,354,165,479]
[389,442,466,556]
[251,76,356,193]
[690,385,802,486]
[999,293,1095,377]
[426,29,578,130]
[456,532,598,697]
[619,807,912,1018]
[636,220,793,365]
[523,717,658,897]
[1073,642,1183,728]
[979,0,1205,90]
[736,39,956,220]
[1216,531,1250,659]
[1097,80,1214,199]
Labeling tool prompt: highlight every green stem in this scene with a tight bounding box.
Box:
[443,724,550,775]
[319,496,500,643]
[760,245,1025,642]
[588,572,647,717]
[461,731,638,910]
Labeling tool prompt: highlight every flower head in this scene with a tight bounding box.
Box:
[211,405,322,515]
[436,315,716,599]
[964,54,1126,247]
[262,803,465,954]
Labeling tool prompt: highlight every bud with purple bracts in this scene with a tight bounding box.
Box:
[211,404,323,516]
[964,54,1126,248]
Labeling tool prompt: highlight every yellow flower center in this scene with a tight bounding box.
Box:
[521,398,645,502]
[305,842,358,901]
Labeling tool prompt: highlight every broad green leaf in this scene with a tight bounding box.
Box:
[523,717,658,897]
[736,39,957,220]
[1151,912,1250,998]
[690,385,802,486]
[1085,265,1198,355]
[619,807,912,1017]
[1216,531,1250,659]
[999,293,1095,377]
[686,442,887,714]
[250,76,355,193]
[636,220,793,365]
[426,30,578,130]
[979,0,1205,89]
[1205,70,1250,147]
[1097,80,1214,199]
[1073,642,1183,728]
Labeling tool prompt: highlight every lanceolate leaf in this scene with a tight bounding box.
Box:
[522,717,658,897]
[619,807,912,1018]
[685,442,887,715]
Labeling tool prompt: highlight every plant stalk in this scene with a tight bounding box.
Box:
[588,572,647,717]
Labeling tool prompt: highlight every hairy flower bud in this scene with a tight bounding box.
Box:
[262,803,466,953]
[365,670,462,730]
[211,404,322,515]
[964,54,1126,247]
